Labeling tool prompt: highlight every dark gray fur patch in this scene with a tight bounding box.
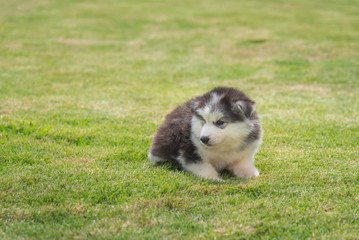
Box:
[149,101,202,166]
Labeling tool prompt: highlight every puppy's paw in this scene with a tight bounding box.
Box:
[234,166,260,178]
[184,162,222,181]
[199,171,223,181]
[209,176,224,181]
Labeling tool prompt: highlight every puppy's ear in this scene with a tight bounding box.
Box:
[191,98,199,113]
[235,100,255,118]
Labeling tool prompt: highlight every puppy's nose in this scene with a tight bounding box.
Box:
[200,136,210,144]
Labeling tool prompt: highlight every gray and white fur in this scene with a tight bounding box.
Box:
[148,87,262,180]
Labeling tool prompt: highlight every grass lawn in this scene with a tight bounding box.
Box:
[1,0,358,239]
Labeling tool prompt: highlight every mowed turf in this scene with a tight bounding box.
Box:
[0,0,358,239]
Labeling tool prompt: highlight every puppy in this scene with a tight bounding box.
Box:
[148,87,262,180]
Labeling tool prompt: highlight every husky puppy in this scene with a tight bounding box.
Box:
[148,87,262,180]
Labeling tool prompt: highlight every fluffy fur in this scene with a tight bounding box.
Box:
[148,87,262,180]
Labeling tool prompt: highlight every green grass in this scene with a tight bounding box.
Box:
[1,0,358,239]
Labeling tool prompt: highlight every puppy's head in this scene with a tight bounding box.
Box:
[191,87,257,148]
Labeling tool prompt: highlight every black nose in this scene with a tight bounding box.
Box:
[200,136,210,144]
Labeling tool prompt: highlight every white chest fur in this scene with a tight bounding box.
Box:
[196,140,260,170]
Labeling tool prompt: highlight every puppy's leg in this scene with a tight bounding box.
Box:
[183,161,222,180]
[229,160,259,178]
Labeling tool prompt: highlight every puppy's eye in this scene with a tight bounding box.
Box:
[216,120,224,125]
[214,120,226,128]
